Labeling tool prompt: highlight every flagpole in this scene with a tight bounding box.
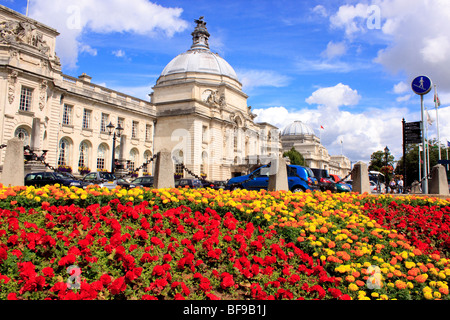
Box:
[26,0,30,16]
[434,84,441,160]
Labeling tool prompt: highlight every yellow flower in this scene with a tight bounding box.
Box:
[434,291,441,299]
[348,283,358,291]
[371,292,379,298]
[424,292,433,300]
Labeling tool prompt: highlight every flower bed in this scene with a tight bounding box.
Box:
[0,184,449,300]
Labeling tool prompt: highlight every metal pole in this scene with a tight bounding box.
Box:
[402,118,406,193]
[435,84,441,161]
[421,95,428,194]
[111,133,116,173]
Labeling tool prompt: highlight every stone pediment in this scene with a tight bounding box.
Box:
[0,17,56,61]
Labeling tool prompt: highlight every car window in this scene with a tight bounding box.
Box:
[306,167,315,178]
[133,178,142,183]
[54,172,70,180]
[25,174,37,181]
[84,173,96,181]
[99,172,115,180]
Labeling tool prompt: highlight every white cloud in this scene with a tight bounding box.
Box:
[396,94,411,103]
[80,44,97,56]
[112,49,126,58]
[305,83,361,109]
[237,69,291,90]
[328,0,450,92]
[330,3,371,37]
[312,5,328,18]
[393,81,408,94]
[254,83,415,163]
[29,0,188,69]
[321,41,347,60]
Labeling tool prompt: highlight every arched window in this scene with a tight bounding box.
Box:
[128,149,138,171]
[58,138,70,166]
[174,150,184,178]
[97,144,107,170]
[143,150,152,174]
[78,141,90,168]
[14,127,30,146]
[201,151,208,176]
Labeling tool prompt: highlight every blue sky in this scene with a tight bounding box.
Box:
[4,0,450,164]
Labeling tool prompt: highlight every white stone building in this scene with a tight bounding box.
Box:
[281,121,351,178]
[0,6,280,181]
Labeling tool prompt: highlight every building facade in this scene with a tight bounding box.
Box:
[0,6,280,181]
[281,121,351,178]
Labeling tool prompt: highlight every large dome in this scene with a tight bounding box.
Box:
[282,121,316,136]
[161,50,238,81]
[160,17,239,82]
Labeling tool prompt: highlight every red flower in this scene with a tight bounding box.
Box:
[109,277,126,295]
[100,274,112,286]
[220,273,235,290]
[152,265,165,277]
[42,267,54,278]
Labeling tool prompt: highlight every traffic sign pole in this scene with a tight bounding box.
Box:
[412,75,432,194]
[420,95,428,194]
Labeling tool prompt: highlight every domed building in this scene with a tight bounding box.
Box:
[281,121,351,177]
[0,8,280,181]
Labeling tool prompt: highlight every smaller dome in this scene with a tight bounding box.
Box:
[282,121,315,136]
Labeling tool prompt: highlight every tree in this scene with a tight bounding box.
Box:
[369,150,394,172]
[396,138,449,187]
[283,147,306,166]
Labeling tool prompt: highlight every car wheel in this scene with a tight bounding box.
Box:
[291,186,305,193]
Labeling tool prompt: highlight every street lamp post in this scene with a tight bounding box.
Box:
[107,122,123,174]
[384,146,389,193]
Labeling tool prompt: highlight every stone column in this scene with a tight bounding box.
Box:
[351,161,371,194]
[153,149,175,189]
[429,164,449,195]
[268,157,289,191]
[30,117,41,152]
[24,118,47,175]
[2,138,25,186]
[115,134,128,178]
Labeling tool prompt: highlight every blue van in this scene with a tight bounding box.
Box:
[226,165,319,192]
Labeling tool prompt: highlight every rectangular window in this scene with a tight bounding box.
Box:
[97,158,105,170]
[62,104,73,125]
[132,121,138,139]
[19,86,33,111]
[202,125,208,143]
[118,117,124,129]
[100,113,109,133]
[82,109,91,129]
[145,124,152,141]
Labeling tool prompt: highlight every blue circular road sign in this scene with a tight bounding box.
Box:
[411,76,432,95]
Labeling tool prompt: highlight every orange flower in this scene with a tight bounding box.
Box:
[345,275,355,283]
[390,257,397,265]
[407,268,419,277]
[439,287,449,295]
[327,241,336,249]
[395,280,407,290]
[415,274,428,283]
[356,280,365,287]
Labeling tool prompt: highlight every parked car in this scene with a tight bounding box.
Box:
[226,164,319,192]
[311,168,337,192]
[130,176,154,188]
[329,174,352,193]
[175,178,203,188]
[80,172,120,190]
[24,171,82,188]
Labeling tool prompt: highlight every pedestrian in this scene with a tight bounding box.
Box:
[389,178,396,194]
[397,179,403,194]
